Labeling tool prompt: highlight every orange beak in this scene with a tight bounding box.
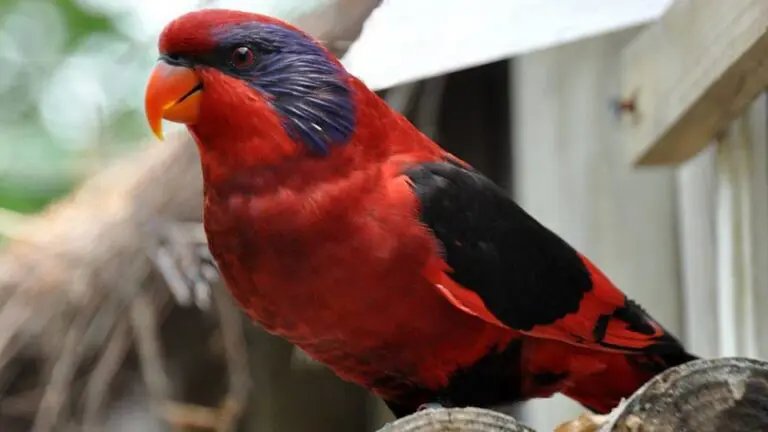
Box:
[144,61,203,140]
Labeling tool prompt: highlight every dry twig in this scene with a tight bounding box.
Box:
[210,286,250,432]
[82,316,131,431]
[130,288,172,407]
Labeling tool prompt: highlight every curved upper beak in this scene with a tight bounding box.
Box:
[144,61,203,140]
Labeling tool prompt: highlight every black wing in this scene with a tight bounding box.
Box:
[403,160,593,331]
[403,160,687,355]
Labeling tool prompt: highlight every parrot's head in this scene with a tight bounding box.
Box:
[144,9,361,176]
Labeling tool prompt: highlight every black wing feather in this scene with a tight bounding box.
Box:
[403,160,592,331]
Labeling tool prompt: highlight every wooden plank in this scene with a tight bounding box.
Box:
[714,94,768,358]
[621,0,768,165]
[676,146,720,357]
[743,95,768,359]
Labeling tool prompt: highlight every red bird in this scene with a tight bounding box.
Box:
[144,9,697,418]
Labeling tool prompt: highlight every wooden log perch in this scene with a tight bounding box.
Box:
[604,357,768,432]
[378,358,768,432]
[557,357,768,432]
[376,407,536,432]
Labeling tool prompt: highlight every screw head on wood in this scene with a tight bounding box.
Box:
[609,90,639,119]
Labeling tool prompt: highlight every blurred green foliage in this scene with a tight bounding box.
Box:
[55,0,116,50]
[0,0,323,228]
[0,0,133,215]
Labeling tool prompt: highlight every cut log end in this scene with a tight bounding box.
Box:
[603,357,768,432]
[376,407,535,432]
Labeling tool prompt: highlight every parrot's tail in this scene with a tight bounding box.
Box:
[562,349,699,414]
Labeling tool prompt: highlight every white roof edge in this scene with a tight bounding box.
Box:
[341,0,673,91]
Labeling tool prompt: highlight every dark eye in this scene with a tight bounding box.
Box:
[230,46,256,69]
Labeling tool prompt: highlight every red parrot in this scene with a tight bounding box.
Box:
[144,9,697,418]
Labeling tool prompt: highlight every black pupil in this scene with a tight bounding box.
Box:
[233,47,251,65]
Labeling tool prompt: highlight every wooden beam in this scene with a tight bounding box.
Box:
[621,0,768,166]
